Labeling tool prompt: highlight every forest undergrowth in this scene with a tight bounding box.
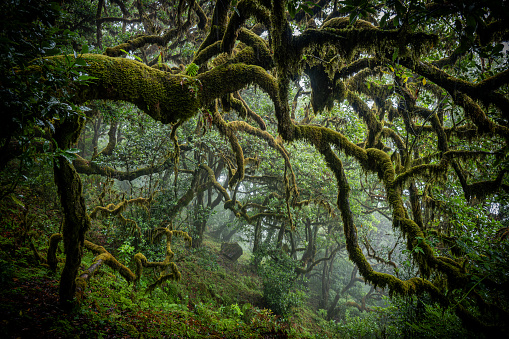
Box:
[0,186,479,339]
[0,187,332,338]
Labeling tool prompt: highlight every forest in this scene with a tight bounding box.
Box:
[1,0,508,337]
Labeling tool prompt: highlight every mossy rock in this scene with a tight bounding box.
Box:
[220,242,243,262]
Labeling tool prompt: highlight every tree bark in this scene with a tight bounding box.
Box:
[53,115,90,310]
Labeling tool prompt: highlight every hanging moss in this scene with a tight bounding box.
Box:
[296,21,436,64]
[394,160,449,189]
[305,63,346,113]
[346,91,383,148]
[294,124,369,163]
[228,120,297,192]
[89,197,151,238]
[198,63,279,106]
[209,106,245,187]
[104,21,192,58]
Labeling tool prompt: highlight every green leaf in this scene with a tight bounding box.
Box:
[287,3,297,18]
[10,195,25,208]
[62,154,75,163]
[392,48,399,63]
[77,74,98,81]
[185,63,199,76]
[74,58,87,66]
[65,148,81,154]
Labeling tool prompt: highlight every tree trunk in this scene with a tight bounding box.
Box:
[409,181,424,230]
[253,217,262,253]
[192,190,206,248]
[53,115,89,310]
[276,220,287,249]
[55,161,88,310]
[91,115,102,155]
[222,227,237,242]
[319,247,330,310]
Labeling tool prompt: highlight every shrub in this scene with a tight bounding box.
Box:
[257,249,305,317]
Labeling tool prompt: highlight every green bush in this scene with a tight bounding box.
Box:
[257,249,305,317]
[389,296,476,339]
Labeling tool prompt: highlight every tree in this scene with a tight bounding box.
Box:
[3,0,509,334]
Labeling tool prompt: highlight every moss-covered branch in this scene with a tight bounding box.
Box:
[103,5,195,57]
[46,54,200,124]
[198,63,279,105]
[135,227,191,294]
[47,226,191,301]
[401,59,509,132]
[295,18,436,60]
[89,197,152,237]
[73,153,176,181]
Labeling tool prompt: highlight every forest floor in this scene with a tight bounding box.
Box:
[0,191,330,338]
[0,237,314,338]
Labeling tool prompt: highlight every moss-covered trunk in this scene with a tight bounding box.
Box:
[53,115,90,310]
[54,158,90,309]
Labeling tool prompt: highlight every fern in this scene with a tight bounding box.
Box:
[185,62,199,76]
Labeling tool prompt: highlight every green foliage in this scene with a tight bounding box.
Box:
[287,1,319,18]
[185,62,199,76]
[0,257,15,285]
[389,296,475,339]
[119,48,143,62]
[256,249,306,317]
[117,238,135,264]
[0,0,95,198]
[2,0,509,336]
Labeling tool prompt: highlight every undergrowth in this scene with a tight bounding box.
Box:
[0,193,331,338]
[0,188,477,338]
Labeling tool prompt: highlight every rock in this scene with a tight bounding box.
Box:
[220,242,243,262]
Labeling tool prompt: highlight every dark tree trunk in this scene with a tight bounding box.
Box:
[100,120,118,156]
[222,227,237,242]
[53,116,89,310]
[409,181,424,230]
[192,190,206,248]
[319,247,330,310]
[210,212,234,239]
[276,221,287,249]
[91,115,102,154]
[253,218,262,253]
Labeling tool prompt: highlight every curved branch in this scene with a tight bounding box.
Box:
[104,20,192,57]
[73,154,176,181]
[97,17,141,24]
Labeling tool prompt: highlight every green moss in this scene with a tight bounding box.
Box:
[198,63,278,105]
[294,125,368,162]
[47,54,201,124]
[89,197,150,238]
